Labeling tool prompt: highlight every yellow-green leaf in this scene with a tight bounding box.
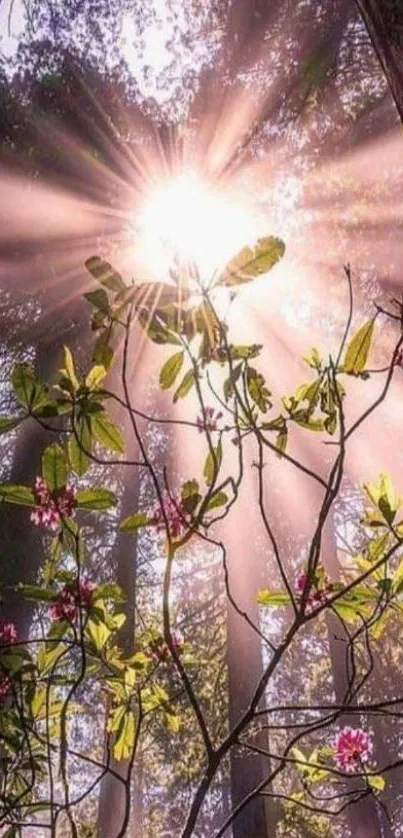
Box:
[159,351,184,390]
[92,413,125,454]
[173,369,195,403]
[42,443,68,491]
[217,236,285,287]
[367,774,385,792]
[343,319,375,375]
[62,346,79,390]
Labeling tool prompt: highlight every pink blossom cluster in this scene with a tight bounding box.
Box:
[30,477,77,528]
[150,630,184,663]
[152,492,188,539]
[295,570,333,610]
[196,407,223,434]
[49,579,95,623]
[0,675,11,704]
[334,726,372,772]
[0,621,17,647]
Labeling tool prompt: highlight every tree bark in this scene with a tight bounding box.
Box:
[356,0,403,123]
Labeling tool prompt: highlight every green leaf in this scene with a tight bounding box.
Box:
[367,774,385,792]
[247,367,271,412]
[91,413,125,454]
[257,590,291,607]
[113,709,135,761]
[85,256,126,293]
[217,236,285,287]
[86,619,110,651]
[203,439,222,486]
[275,427,288,457]
[159,351,184,390]
[68,416,92,476]
[12,363,48,411]
[84,288,111,314]
[85,365,107,390]
[205,490,228,511]
[173,369,196,402]
[18,584,55,602]
[181,479,201,515]
[42,444,68,492]
[62,346,79,390]
[0,416,22,435]
[343,319,375,374]
[76,488,117,510]
[120,511,155,532]
[0,484,36,506]
[93,332,114,370]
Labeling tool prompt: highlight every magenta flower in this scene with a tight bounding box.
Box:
[0,622,17,647]
[335,727,372,772]
[50,579,95,623]
[196,407,223,434]
[30,477,77,529]
[150,629,184,662]
[295,568,332,610]
[0,674,11,704]
[152,491,188,539]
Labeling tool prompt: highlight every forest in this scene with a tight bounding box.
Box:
[1,1,403,836]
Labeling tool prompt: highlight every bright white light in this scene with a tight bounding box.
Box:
[135,170,265,285]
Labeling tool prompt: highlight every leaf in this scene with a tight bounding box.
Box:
[205,490,228,511]
[203,439,222,486]
[392,557,403,595]
[173,369,195,403]
[0,484,36,506]
[367,774,385,792]
[181,479,201,515]
[0,416,22,435]
[18,584,55,601]
[275,427,288,457]
[159,351,184,390]
[76,488,117,510]
[257,590,291,607]
[113,709,135,761]
[217,236,285,287]
[223,363,242,401]
[247,367,271,412]
[92,413,125,454]
[42,444,68,492]
[120,511,155,532]
[84,288,111,314]
[11,363,48,411]
[85,256,126,293]
[86,619,110,651]
[343,319,375,374]
[68,416,92,476]
[62,346,79,390]
[85,365,107,390]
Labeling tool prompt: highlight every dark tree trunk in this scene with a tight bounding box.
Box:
[225,524,273,838]
[356,0,403,123]
[97,470,140,838]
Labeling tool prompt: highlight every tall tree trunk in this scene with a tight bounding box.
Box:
[225,523,273,837]
[97,470,140,838]
[356,0,403,122]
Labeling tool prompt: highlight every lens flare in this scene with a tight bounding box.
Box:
[134,170,264,284]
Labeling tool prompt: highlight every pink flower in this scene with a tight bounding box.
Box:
[335,727,372,772]
[196,407,223,434]
[30,477,77,529]
[152,492,188,539]
[150,629,184,662]
[0,622,17,647]
[50,579,95,623]
[295,569,332,610]
[0,674,11,704]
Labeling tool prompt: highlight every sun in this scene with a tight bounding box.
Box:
[133,170,265,286]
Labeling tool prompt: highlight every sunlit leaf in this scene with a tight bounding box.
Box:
[62,346,79,390]
[257,590,291,607]
[85,256,126,293]
[92,413,125,454]
[217,236,285,287]
[367,774,385,791]
[343,319,375,374]
[205,490,228,511]
[42,444,68,492]
[85,365,107,390]
[76,488,117,510]
[120,511,155,532]
[0,484,36,506]
[113,709,135,761]
[173,369,195,402]
[159,351,184,390]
